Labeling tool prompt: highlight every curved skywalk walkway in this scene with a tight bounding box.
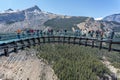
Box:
[0,31,120,57]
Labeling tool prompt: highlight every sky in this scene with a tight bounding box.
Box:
[0,0,120,19]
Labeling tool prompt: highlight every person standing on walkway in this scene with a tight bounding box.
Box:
[100,30,104,39]
[17,29,21,39]
[95,30,99,39]
[64,29,67,35]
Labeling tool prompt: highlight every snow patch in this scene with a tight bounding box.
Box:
[95,17,103,20]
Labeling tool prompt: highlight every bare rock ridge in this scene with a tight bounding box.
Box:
[25,5,41,12]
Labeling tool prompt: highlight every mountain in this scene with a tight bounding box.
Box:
[0,5,43,24]
[4,8,14,13]
[103,13,120,23]
[0,5,58,32]
[25,5,41,12]
[0,5,120,33]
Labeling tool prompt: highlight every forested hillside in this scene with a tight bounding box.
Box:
[35,44,119,80]
[44,16,89,30]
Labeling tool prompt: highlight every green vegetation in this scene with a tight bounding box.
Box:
[35,44,112,80]
[44,16,88,30]
[101,50,120,69]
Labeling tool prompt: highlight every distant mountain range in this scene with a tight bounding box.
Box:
[0,5,120,33]
[103,13,120,23]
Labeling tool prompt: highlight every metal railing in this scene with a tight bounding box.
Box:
[0,31,120,57]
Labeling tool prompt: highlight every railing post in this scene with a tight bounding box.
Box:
[63,36,65,44]
[14,41,18,53]
[38,37,41,44]
[48,36,50,43]
[4,46,9,57]
[92,40,94,48]
[27,39,31,48]
[79,38,81,45]
[42,37,45,43]
[68,37,71,44]
[99,38,103,50]
[32,38,36,46]
[85,38,88,46]
[108,39,112,51]
[73,37,76,44]
[53,36,55,43]
[58,36,60,43]
[21,40,25,50]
